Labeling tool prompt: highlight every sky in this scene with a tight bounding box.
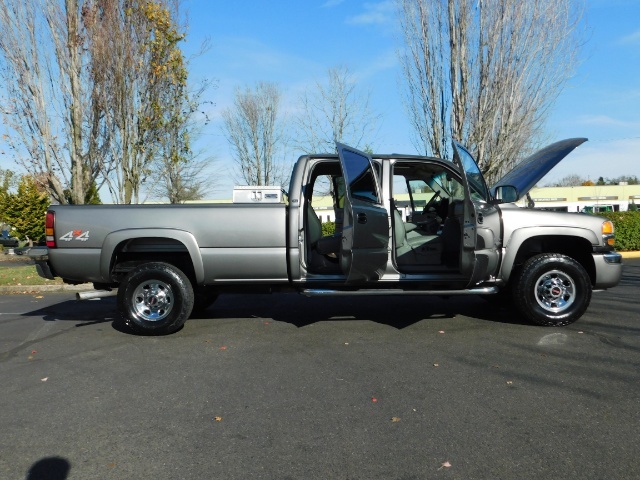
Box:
[2,0,639,199]
[185,0,640,197]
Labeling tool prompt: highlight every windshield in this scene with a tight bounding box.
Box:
[452,143,489,202]
[427,172,463,198]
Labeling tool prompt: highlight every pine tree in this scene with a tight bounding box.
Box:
[0,176,50,241]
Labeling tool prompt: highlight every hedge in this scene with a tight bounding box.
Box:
[597,211,640,251]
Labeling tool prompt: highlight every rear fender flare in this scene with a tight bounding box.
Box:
[100,229,204,284]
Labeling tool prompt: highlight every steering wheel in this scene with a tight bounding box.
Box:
[422,190,441,213]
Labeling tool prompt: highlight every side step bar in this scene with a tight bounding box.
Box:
[301,287,498,297]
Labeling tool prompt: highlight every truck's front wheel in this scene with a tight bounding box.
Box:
[117,262,194,335]
[513,253,592,327]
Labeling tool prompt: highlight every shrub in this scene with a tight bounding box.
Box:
[598,211,640,251]
[321,221,336,236]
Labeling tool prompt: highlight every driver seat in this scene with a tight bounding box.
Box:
[436,197,449,222]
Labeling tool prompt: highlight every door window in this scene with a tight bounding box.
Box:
[451,143,489,202]
[340,149,381,204]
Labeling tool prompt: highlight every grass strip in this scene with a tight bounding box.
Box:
[0,265,63,286]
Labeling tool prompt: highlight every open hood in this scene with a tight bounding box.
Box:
[491,138,587,201]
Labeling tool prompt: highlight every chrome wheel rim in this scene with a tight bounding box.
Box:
[534,269,576,313]
[132,280,174,322]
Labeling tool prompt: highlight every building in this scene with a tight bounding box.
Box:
[310,184,640,223]
[522,184,640,212]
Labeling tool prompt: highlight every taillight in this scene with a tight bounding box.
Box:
[46,211,56,248]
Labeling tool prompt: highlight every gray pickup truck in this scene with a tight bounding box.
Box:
[32,139,622,334]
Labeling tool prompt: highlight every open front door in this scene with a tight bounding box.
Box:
[451,141,485,283]
[336,143,389,283]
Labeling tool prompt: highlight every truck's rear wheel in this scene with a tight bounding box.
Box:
[513,253,591,327]
[117,262,194,335]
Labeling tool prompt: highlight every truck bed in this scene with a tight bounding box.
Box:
[47,203,289,284]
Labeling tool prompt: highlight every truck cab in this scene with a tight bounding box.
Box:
[289,142,503,292]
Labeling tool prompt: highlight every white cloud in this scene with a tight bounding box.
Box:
[353,48,398,82]
[578,114,640,129]
[214,37,318,75]
[619,29,640,45]
[347,1,396,26]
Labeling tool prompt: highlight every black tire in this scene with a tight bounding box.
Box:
[117,262,194,335]
[513,253,591,327]
[191,286,219,315]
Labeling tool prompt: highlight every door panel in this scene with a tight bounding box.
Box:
[451,141,497,284]
[336,143,389,283]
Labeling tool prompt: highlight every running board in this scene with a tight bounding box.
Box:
[301,287,498,297]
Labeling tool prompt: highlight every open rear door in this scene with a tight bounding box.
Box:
[336,143,389,283]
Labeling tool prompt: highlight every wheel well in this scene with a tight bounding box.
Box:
[511,236,595,284]
[110,237,197,284]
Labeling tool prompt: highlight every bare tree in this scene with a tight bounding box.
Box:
[295,65,379,154]
[397,0,583,183]
[89,0,191,203]
[0,167,17,196]
[222,82,287,186]
[0,0,107,204]
[148,78,218,203]
[0,0,193,205]
[150,153,214,203]
[546,174,586,187]
[145,34,218,203]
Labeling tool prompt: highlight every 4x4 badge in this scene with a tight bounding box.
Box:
[59,230,90,242]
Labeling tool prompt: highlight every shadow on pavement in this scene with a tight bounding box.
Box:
[21,292,526,332]
[194,293,528,329]
[26,456,71,480]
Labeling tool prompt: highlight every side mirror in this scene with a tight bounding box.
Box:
[493,185,519,204]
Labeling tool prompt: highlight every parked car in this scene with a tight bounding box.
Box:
[0,230,19,248]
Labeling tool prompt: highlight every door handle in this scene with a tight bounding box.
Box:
[357,212,367,224]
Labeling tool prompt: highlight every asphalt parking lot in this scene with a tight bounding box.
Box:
[1,259,639,479]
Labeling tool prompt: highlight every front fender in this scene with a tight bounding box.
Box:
[500,226,599,281]
[100,228,205,284]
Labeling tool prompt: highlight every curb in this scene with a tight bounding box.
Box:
[0,283,94,294]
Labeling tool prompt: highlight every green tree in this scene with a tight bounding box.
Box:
[63,182,102,205]
[0,175,49,240]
